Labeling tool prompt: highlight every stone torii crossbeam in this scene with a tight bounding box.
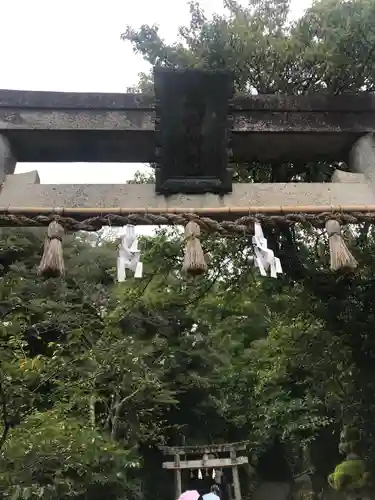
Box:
[1,68,375,230]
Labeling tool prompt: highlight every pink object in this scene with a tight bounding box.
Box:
[179,491,200,500]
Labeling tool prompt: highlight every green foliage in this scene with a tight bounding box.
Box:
[328,459,370,492]
[126,168,155,184]
[0,229,176,498]
[120,0,375,494]
[0,410,139,500]
[339,426,362,456]
[4,0,375,498]
[123,0,375,94]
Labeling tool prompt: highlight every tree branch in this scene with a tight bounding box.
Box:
[111,388,141,441]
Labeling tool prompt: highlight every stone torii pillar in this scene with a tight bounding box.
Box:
[350,133,375,188]
[0,135,16,183]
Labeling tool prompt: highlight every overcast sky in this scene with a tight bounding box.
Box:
[1,0,311,184]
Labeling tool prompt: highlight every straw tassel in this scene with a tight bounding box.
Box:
[182,221,207,276]
[326,219,357,271]
[38,221,65,277]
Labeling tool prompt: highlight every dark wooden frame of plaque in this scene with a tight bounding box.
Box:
[154,67,234,195]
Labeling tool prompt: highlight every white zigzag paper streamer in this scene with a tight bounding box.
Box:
[252,222,282,278]
[117,225,143,282]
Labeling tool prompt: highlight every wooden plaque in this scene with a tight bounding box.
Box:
[154,67,234,195]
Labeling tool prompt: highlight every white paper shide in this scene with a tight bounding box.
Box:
[117,225,143,282]
[252,222,283,278]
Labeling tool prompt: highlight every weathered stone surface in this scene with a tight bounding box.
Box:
[232,132,357,163]
[331,170,366,183]
[0,135,16,183]
[233,111,375,133]
[0,108,370,133]
[232,93,375,112]
[3,170,40,187]
[2,88,373,112]
[0,110,154,130]
[0,89,373,163]
[0,181,373,218]
[350,133,375,188]
[0,89,154,109]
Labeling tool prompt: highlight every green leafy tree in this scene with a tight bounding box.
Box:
[121,0,375,496]
[3,1,375,498]
[0,410,139,500]
[0,229,176,498]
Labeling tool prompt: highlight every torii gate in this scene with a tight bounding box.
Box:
[0,67,375,250]
[159,441,251,500]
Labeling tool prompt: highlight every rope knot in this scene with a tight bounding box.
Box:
[38,221,65,277]
[326,220,341,237]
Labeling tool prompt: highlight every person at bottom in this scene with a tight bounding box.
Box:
[203,484,221,500]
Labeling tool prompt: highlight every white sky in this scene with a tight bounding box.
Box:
[1,0,311,185]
